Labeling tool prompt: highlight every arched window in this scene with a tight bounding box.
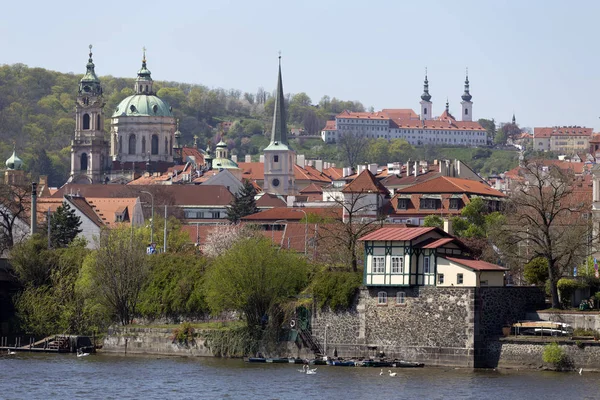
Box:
[97,114,101,131]
[424,107,428,115]
[165,138,168,155]
[145,85,148,93]
[169,137,172,155]
[83,114,90,130]
[142,137,146,155]
[465,108,469,115]
[80,153,88,171]
[118,136,122,153]
[129,134,136,155]
[151,135,159,155]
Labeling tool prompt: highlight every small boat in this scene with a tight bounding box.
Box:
[246,357,267,363]
[392,360,424,368]
[246,357,304,364]
[357,359,393,368]
[309,359,328,365]
[327,359,356,366]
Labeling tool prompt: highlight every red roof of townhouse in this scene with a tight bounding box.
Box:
[444,256,507,271]
[237,162,332,184]
[534,126,593,138]
[397,176,504,197]
[323,120,336,131]
[241,206,342,222]
[359,227,440,241]
[342,169,389,194]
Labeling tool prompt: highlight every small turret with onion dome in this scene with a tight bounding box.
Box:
[421,69,432,102]
[5,146,23,170]
[461,69,472,102]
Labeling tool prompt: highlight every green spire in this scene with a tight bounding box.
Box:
[79,44,102,95]
[461,67,472,101]
[270,55,288,146]
[421,67,431,102]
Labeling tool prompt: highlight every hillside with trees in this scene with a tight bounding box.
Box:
[0,64,518,186]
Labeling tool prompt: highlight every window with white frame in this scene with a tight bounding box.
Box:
[424,256,431,274]
[378,291,387,305]
[373,256,385,273]
[457,273,464,285]
[391,256,403,274]
[396,291,406,305]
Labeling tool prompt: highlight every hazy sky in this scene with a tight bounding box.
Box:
[2,0,599,130]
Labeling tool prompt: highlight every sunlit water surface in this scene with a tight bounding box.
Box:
[0,353,596,399]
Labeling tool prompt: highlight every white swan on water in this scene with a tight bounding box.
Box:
[7,349,16,355]
[380,369,383,376]
[306,367,317,375]
[77,349,90,358]
[388,370,397,377]
[298,365,307,373]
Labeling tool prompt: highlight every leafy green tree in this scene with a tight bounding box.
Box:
[91,227,149,325]
[226,180,259,223]
[423,215,443,229]
[478,118,496,141]
[49,201,82,248]
[11,234,58,288]
[205,236,309,330]
[523,257,549,285]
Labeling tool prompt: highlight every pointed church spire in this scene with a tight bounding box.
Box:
[270,54,288,146]
[512,113,516,125]
[445,98,449,113]
[461,67,472,101]
[136,46,153,94]
[421,67,431,102]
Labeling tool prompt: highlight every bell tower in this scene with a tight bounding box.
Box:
[263,55,296,196]
[460,68,473,122]
[420,68,432,121]
[70,45,109,183]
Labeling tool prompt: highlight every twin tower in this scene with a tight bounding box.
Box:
[419,70,473,122]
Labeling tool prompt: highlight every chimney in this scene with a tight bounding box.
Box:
[231,155,238,163]
[357,164,367,174]
[259,155,265,163]
[443,218,453,235]
[405,161,411,177]
[315,160,323,172]
[30,182,37,236]
[413,162,418,177]
[296,154,306,167]
[368,163,378,175]
[245,155,252,163]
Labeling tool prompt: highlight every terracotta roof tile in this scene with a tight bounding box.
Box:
[534,126,592,138]
[342,169,389,194]
[397,176,504,197]
[359,227,439,241]
[444,256,507,271]
[241,206,342,222]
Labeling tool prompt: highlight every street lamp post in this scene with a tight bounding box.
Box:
[272,219,287,244]
[140,191,154,244]
[293,209,308,256]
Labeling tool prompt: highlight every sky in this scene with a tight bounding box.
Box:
[2,0,600,130]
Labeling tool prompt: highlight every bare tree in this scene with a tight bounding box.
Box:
[318,191,385,272]
[494,160,591,308]
[93,227,149,325]
[0,183,31,255]
[338,132,369,168]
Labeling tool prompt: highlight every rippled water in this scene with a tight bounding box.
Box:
[0,353,597,400]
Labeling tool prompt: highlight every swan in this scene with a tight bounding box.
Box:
[298,365,307,373]
[306,368,317,375]
[388,370,397,377]
[7,349,16,355]
[579,368,583,375]
[380,369,383,376]
[77,349,90,357]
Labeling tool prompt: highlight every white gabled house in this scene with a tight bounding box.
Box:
[359,227,506,288]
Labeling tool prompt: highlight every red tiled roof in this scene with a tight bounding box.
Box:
[534,126,592,138]
[300,183,324,194]
[420,238,455,249]
[397,176,504,197]
[323,120,336,131]
[241,206,342,222]
[359,227,438,241]
[342,169,389,194]
[444,256,507,271]
[68,196,104,228]
[255,193,287,208]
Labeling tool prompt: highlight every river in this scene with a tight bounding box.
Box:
[0,353,596,399]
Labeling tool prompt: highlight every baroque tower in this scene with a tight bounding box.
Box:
[420,68,432,121]
[460,68,473,122]
[70,45,109,184]
[263,56,296,196]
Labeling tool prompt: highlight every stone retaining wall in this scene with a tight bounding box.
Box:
[486,339,600,370]
[526,311,600,331]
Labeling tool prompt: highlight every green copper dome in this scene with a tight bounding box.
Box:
[5,150,23,170]
[112,94,173,117]
[211,157,239,169]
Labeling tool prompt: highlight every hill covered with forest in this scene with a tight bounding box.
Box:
[0,63,518,186]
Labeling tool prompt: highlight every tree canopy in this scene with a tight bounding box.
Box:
[49,201,82,248]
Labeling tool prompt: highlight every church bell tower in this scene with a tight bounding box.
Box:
[70,45,109,183]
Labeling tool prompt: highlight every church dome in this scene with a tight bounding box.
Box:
[211,157,239,169]
[5,150,23,170]
[112,94,173,118]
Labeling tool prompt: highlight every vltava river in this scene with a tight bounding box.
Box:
[0,353,596,399]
